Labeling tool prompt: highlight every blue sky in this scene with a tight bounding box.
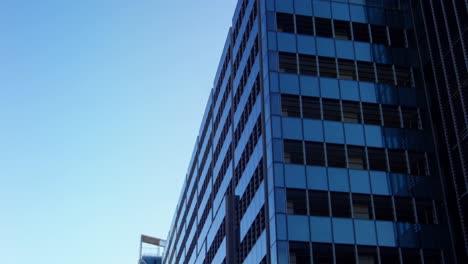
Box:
[0,0,236,263]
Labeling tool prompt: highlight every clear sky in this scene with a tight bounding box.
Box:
[0,0,237,263]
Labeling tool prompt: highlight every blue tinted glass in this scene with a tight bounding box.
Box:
[324,121,344,144]
[294,0,313,15]
[316,37,335,57]
[354,42,373,62]
[350,4,368,23]
[288,215,310,241]
[364,125,384,147]
[336,40,355,60]
[307,166,328,190]
[368,7,385,25]
[376,221,397,246]
[272,116,282,138]
[320,78,340,99]
[360,82,378,102]
[333,218,355,244]
[399,87,417,107]
[276,214,288,240]
[279,73,300,94]
[275,0,293,12]
[297,35,316,55]
[340,80,360,100]
[344,123,365,145]
[328,167,349,192]
[373,44,392,64]
[350,169,371,194]
[377,84,399,104]
[268,31,277,51]
[275,187,286,213]
[384,128,403,149]
[313,1,332,18]
[284,164,306,188]
[266,12,276,31]
[277,32,297,53]
[270,93,281,115]
[300,76,320,96]
[266,0,274,11]
[274,163,285,187]
[277,241,289,263]
[370,171,391,195]
[396,222,418,248]
[332,2,350,20]
[310,216,332,242]
[269,51,279,71]
[273,139,283,162]
[282,117,303,140]
[390,173,409,196]
[270,72,279,92]
[303,119,324,141]
[355,220,377,245]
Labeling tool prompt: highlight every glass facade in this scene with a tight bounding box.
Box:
[163,0,464,263]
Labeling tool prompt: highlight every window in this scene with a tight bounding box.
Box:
[367,148,387,171]
[358,246,378,264]
[334,20,352,40]
[315,17,333,38]
[373,195,394,221]
[335,244,356,264]
[342,101,362,123]
[281,94,301,117]
[376,63,395,85]
[289,242,311,264]
[309,190,329,216]
[318,57,337,78]
[389,28,406,48]
[408,151,427,176]
[401,249,422,264]
[305,142,325,166]
[401,108,421,129]
[312,243,333,264]
[371,25,388,45]
[416,200,435,224]
[296,15,313,35]
[276,12,294,33]
[279,52,298,73]
[395,65,413,87]
[338,59,357,80]
[357,61,376,82]
[353,194,372,219]
[395,197,415,223]
[284,140,304,164]
[380,247,400,264]
[287,189,307,215]
[299,54,317,76]
[353,22,370,42]
[423,250,443,264]
[382,105,401,128]
[322,99,341,121]
[348,146,367,169]
[331,192,351,217]
[327,144,346,168]
[302,96,321,119]
[362,103,381,125]
[387,150,407,174]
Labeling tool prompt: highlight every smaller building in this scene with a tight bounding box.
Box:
[138,235,165,264]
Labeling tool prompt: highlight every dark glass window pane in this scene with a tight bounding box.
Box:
[357,61,376,82]
[309,190,329,216]
[389,28,406,48]
[395,197,415,223]
[395,65,413,87]
[374,195,394,221]
[382,105,401,128]
[338,59,357,80]
[362,103,382,125]
[281,94,301,117]
[380,247,400,264]
[401,108,420,129]
[376,63,395,85]
[387,149,407,174]
[408,151,427,176]
[401,248,422,264]
[319,57,337,78]
[334,20,352,40]
[367,148,387,171]
[276,12,295,33]
[342,101,362,123]
[416,200,435,224]
[353,22,370,42]
[353,194,372,219]
[335,244,356,264]
[327,144,346,168]
[331,192,351,217]
[279,52,298,73]
[305,142,325,166]
[299,54,318,76]
[287,189,308,215]
[315,17,333,38]
[296,15,313,35]
[322,99,341,121]
[423,250,443,264]
[289,241,311,264]
[358,246,378,264]
[302,96,321,119]
[371,25,388,45]
[348,146,367,170]
[284,140,304,164]
[312,243,333,264]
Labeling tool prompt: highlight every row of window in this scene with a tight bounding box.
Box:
[276,12,414,48]
[288,241,443,264]
[286,188,436,224]
[278,52,414,87]
[233,3,257,74]
[283,140,428,176]
[281,94,422,129]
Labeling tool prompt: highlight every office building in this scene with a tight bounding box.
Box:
[163,0,466,263]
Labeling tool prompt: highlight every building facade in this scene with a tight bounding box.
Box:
[163,0,466,263]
